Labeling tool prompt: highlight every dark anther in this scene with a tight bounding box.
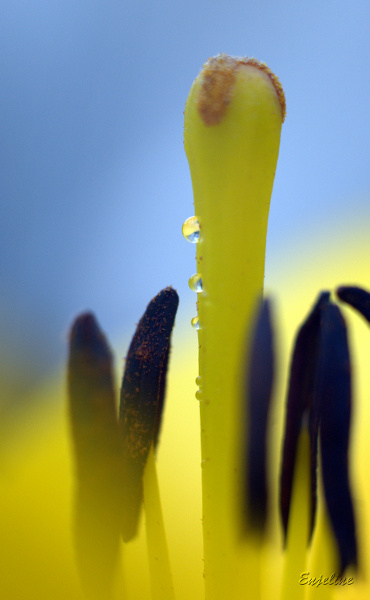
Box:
[280,290,358,574]
[337,285,370,324]
[119,287,179,542]
[243,298,275,533]
[316,303,357,573]
[68,314,118,454]
[68,313,123,598]
[280,292,330,544]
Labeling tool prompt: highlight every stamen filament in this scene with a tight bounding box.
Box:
[307,495,335,600]
[280,428,310,600]
[143,446,176,600]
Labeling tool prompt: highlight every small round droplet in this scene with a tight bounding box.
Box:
[188,273,203,293]
[191,316,200,330]
[182,216,200,243]
[195,389,203,401]
[195,375,202,386]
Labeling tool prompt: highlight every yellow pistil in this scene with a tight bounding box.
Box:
[184,54,285,599]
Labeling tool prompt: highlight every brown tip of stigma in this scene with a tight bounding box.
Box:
[197,54,237,126]
[197,54,286,126]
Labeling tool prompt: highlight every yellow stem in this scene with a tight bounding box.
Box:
[306,513,335,600]
[143,446,175,600]
[236,535,263,600]
[184,54,284,599]
[280,428,310,600]
[306,455,337,600]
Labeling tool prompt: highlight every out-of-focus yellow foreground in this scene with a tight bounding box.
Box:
[0,225,369,600]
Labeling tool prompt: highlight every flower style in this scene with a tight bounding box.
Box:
[183,54,285,600]
[1,54,369,600]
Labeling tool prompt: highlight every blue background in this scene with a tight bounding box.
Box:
[1,0,369,397]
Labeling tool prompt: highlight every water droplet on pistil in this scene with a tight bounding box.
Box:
[191,316,200,330]
[188,273,203,292]
[182,216,200,243]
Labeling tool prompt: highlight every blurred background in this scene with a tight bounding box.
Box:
[1,0,369,403]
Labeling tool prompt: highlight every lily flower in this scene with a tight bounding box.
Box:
[1,54,369,600]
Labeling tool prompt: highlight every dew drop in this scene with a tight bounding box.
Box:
[195,375,202,386]
[191,316,200,330]
[195,389,203,401]
[182,216,200,243]
[188,273,203,293]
